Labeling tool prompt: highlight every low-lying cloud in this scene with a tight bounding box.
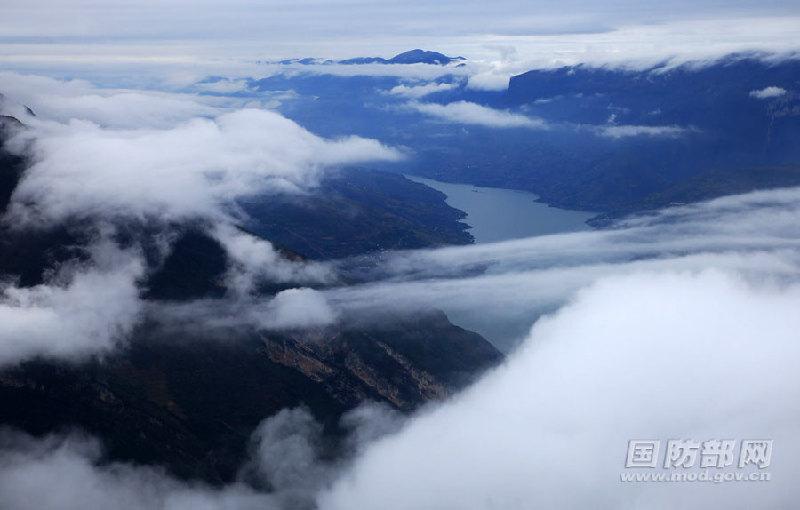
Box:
[387,81,458,98]
[408,100,547,128]
[0,402,403,510]
[750,85,788,99]
[323,186,800,348]
[5,107,400,228]
[0,238,143,365]
[0,73,398,365]
[598,124,689,138]
[0,72,222,129]
[213,224,334,297]
[319,269,800,509]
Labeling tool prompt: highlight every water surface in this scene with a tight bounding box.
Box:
[406,175,598,351]
[406,175,595,243]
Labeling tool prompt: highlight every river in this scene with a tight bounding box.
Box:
[406,175,595,243]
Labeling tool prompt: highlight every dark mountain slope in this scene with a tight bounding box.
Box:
[0,115,25,214]
[0,312,500,483]
[494,56,800,211]
[242,168,472,259]
[0,119,500,486]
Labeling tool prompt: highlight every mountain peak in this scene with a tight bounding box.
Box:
[388,49,464,65]
[336,49,464,66]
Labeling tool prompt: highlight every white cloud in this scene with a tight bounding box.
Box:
[0,2,798,67]
[598,124,688,138]
[0,72,223,129]
[212,224,333,296]
[407,100,546,128]
[750,86,788,99]
[4,101,401,228]
[259,288,338,330]
[192,78,251,94]
[320,269,800,509]
[0,430,278,510]
[465,70,512,91]
[0,73,400,363]
[323,186,800,349]
[0,402,402,510]
[387,82,458,98]
[0,239,144,365]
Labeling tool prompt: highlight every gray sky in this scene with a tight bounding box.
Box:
[1,0,799,69]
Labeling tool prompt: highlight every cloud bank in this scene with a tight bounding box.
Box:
[5,108,400,228]
[0,239,144,365]
[598,124,689,139]
[0,402,403,510]
[408,100,546,128]
[387,82,458,98]
[320,269,800,509]
[0,73,398,365]
[750,86,788,99]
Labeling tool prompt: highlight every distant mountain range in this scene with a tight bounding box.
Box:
[247,53,800,215]
[272,49,465,66]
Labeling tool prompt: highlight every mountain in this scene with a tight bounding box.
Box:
[495,55,800,212]
[507,55,800,141]
[248,53,800,216]
[338,49,464,66]
[0,115,25,214]
[0,116,501,484]
[272,49,463,66]
[0,311,500,483]
[241,168,472,259]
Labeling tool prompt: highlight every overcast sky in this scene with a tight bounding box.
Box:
[1,0,799,75]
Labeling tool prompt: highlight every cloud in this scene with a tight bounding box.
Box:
[260,288,338,330]
[0,429,277,510]
[0,73,400,364]
[241,407,331,507]
[0,402,403,510]
[0,238,144,366]
[0,2,797,67]
[324,186,800,349]
[750,86,788,99]
[3,184,800,506]
[192,78,252,95]
[320,269,800,509]
[185,199,800,337]
[465,70,512,91]
[241,402,403,508]
[4,97,401,228]
[407,100,546,128]
[261,62,473,83]
[212,224,334,296]
[387,82,458,98]
[0,72,223,129]
[150,286,338,334]
[239,404,401,508]
[597,124,689,138]
[3,69,800,506]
